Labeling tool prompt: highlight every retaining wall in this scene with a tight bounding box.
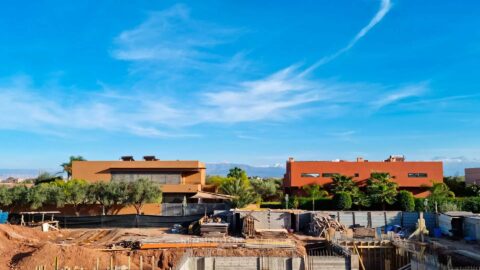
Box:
[177,256,351,270]
[305,211,436,231]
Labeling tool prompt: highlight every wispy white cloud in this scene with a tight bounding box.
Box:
[112,4,245,76]
[303,0,392,74]
[370,83,428,109]
[0,1,432,138]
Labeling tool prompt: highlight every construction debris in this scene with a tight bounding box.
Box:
[308,213,347,238]
[197,216,229,237]
[201,223,229,237]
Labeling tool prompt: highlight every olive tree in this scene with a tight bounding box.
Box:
[125,179,162,215]
[92,181,129,214]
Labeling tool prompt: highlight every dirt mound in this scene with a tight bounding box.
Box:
[0,224,61,270]
[14,243,132,269]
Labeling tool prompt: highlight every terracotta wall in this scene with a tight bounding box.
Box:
[71,160,206,187]
[284,160,443,197]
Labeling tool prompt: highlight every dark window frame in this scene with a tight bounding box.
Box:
[408,173,428,178]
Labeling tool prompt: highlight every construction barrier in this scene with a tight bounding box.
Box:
[9,213,204,229]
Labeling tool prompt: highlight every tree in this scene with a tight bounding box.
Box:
[34,172,63,185]
[330,174,357,194]
[28,184,52,210]
[0,186,13,210]
[333,192,352,210]
[443,176,467,197]
[302,184,328,211]
[428,182,455,210]
[92,181,129,214]
[330,174,369,209]
[61,156,86,180]
[56,179,93,216]
[227,167,248,182]
[206,175,229,192]
[220,178,257,208]
[125,179,162,215]
[397,190,415,212]
[366,173,398,210]
[250,178,282,202]
[10,185,30,212]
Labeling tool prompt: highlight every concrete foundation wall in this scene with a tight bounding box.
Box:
[178,256,350,270]
[236,210,292,230]
[309,211,436,231]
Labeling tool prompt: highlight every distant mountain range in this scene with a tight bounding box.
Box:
[206,163,285,178]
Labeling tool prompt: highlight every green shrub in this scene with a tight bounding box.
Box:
[297,197,334,210]
[396,190,415,211]
[333,192,352,210]
[260,201,283,209]
[414,198,426,212]
[460,197,480,213]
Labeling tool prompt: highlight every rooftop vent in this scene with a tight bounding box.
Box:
[143,155,158,161]
[288,157,295,162]
[385,155,405,162]
[121,156,135,161]
[356,157,365,162]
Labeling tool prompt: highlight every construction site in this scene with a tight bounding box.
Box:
[1,210,480,270]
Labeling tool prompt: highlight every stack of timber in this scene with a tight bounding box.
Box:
[309,213,347,237]
[255,229,288,239]
[200,223,229,237]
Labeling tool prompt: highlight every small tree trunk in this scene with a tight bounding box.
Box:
[134,204,142,215]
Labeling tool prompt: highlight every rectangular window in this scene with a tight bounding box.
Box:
[322,173,337,178]
[408,173,428,178]
[301,173,320,178]
[111,171,182,184]
[354,173,359,177]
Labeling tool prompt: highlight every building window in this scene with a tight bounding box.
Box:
[301,173,320,178]
[322,173,337,178]
[408,173,428,178]
[354,173,359,177]
[111,171,182,184]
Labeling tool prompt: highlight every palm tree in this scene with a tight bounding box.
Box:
[61,156,86,180]
[366,172,398,210]
[331,174,369,209]
[331,174,357,193]
[302,184,328,211]
[220,178,257,208]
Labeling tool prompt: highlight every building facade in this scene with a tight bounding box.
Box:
[284,155,443,197]
[465,168,480,185]
[71,156,206,203]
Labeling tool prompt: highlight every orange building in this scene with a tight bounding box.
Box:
[71,156,206,203]
[284,155,443,197]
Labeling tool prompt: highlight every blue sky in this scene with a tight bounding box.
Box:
[0,0,479,171]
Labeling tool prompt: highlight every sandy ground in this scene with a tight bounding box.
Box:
[0,225,306,270]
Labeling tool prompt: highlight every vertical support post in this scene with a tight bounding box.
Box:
[110,255,113,270]
[96,257,99,270]
[54,256,58,270]
[128,256,131,270]
[384,211,388,228]
[151,256,155,270]
[140,256,143,270]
